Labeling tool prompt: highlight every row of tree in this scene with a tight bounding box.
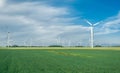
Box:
[9,45,105,47]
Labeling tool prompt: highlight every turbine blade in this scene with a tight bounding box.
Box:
[93,22,100,26]
[85,20,93,26]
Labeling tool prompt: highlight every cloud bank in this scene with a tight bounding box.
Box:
[0,1,90,46]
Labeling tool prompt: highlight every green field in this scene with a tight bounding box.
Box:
[0,47,120,73]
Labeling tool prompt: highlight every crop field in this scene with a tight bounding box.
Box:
[0,47,120,73]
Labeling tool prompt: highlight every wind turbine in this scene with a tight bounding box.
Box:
[77,42,81,47]
[68,40,71,47]
[7,32,10,48]
[30,39,33,47]
[23,40,27,47]
[56,37,61,45]
[85,20,100,48]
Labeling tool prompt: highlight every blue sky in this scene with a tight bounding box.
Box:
[0,0,120,46]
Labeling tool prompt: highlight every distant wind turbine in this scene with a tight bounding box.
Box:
[68,40,71,47]
[77,42,81,46]
[30,39,33,47]
[7,32,10,48]
[85,20,100,48]
[23,40,27,47]
[56,37,61,45]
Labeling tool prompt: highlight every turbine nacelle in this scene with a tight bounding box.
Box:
[85,19,100,27]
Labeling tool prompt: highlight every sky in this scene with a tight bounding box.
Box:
[0,0,120,46]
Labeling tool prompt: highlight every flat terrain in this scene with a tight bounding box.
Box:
[2,47,120,50]
[0,47,120,73]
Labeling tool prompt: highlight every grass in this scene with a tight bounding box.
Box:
[0,47,120,73]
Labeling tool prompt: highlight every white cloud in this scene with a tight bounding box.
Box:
[96,12,120,35]
[91,12,120,46]
[0,1,90,46]
[0,0,6,8]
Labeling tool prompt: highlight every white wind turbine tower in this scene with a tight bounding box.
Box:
[56,37,61,45]
[30,39,33,47]
[23,40,27,47]
[68,40,71,47]
[7,32,10,48]
[77,42,81,46]
[85,20,100,48]
[23,39,29,47]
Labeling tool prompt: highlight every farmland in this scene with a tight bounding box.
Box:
[0,47,120,73]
